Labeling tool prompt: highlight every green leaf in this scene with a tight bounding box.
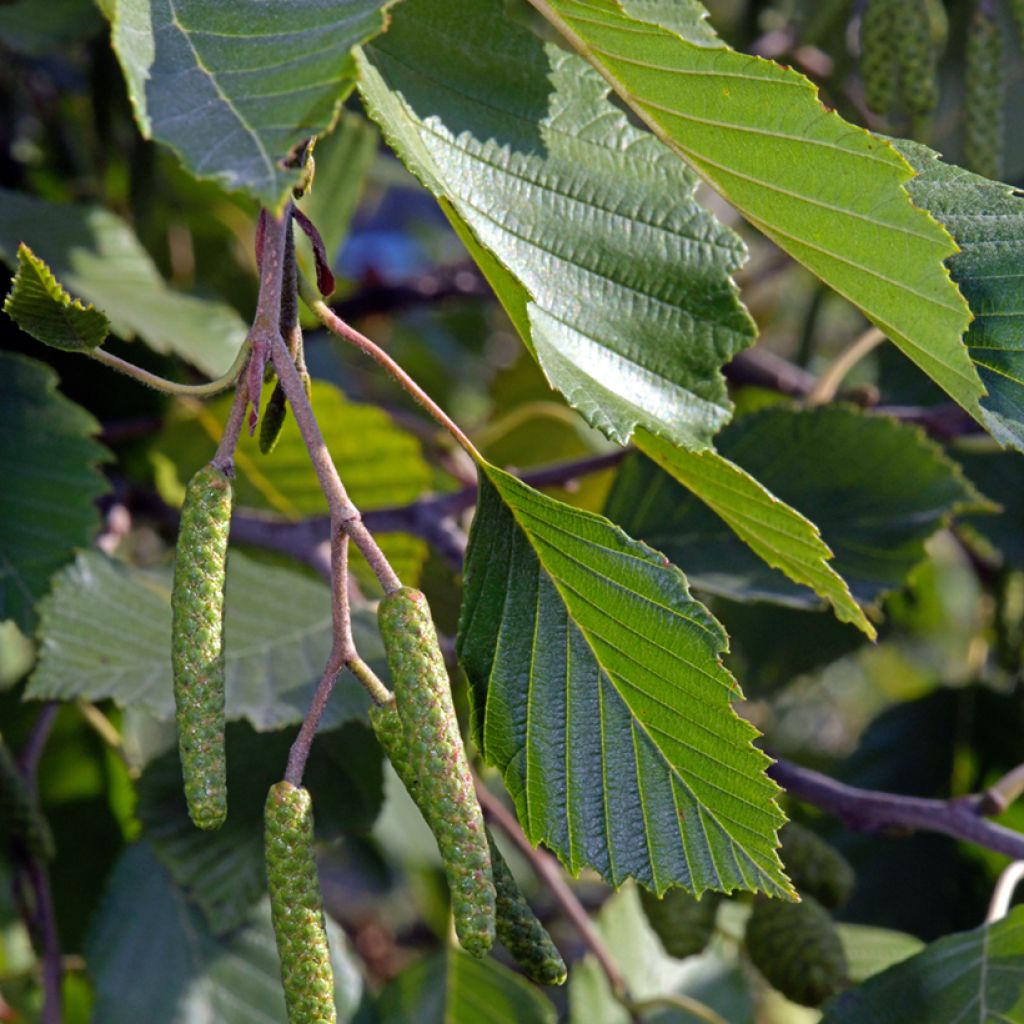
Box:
[0,0,102,54]
[4,244,110,351]
[609,408,987,616]
[713,600,866,697]
[26,550,385,728]
[569,886,754,1024]
[821,907,1024,1022]
[894,141,1024,452]
[86,842,363,1024]
[153,380,434,585]
[530,0,983,422]
[357,0,756,450]
[298,111,378,273]
[633,428,873,637]
[835,923,924,983]
[457,463,791,898]
[0,353,108,632]
[377,947,556,1024]
[956,448,1024,568]
[138,721,383,934]
[0,189,246,376]
[112,0,393,209]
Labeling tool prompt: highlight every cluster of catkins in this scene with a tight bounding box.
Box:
[640,822,856,1008]
[172,461,566,1023]
[859,0,1019,180]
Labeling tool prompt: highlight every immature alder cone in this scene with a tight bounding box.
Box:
[639,886,721,960]
[265,781,336,1024]
[745,894,848,1007]
[258,383,289,455]
[378,587,496,957]
[171,462,231,830]
[779,822,855,909]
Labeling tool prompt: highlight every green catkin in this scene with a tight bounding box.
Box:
[172,463,231,830]
[370,701,563,982]
[377,588,496,957]
[745,895,849,1008]
[0,733,54,861]
[860,0,897,114]
[265,782,336,1024]
[639,886,722,960]
[488,833,567,985]
[258,383,288,455]
[779,822,856,909]
[965,2,1004,180]
[894,0,939,119]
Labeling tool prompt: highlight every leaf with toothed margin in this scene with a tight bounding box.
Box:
[529,0,984,424]
[457,461,793,899]
[112,0,395,208]
[357,0,757,452]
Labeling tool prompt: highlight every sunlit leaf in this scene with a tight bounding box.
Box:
[458,463,791,898]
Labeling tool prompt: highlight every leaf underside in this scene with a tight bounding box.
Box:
[113,0,394,208]
[26,551,382,730]
[458,464,791,899]
[0,188,246,376]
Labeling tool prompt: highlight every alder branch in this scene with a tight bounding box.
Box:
[12,705,62,1024]
[768,758,1024,861]
[227,449,627,570]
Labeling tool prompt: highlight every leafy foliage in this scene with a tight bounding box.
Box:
[822,907,1024,1022]
[530,0,983,421]
[0,354,108,632]
[27,551,382,728]
[609,407,986,611]
[112,0,394,208]
[153,381,434,585]
[86,842,363,1024]
[458,464,791,898]
[3,245,110,352]
[358,0,756,451]
[377,947,556,1024]
[633,429,871,636]
[0,189,246,376]
[895,141,1024,452]
[138,721,383,935]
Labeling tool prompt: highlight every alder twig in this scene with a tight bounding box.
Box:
[227,449,628,571]
[254,212,401,594]
[475,780,628,999]
[285,526,350,786]
[981,763,1024,816]
[300,274,482,460]
[769,757,1024,860]
[806,326,886,406]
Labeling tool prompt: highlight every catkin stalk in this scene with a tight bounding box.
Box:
[377,588,495,957]
[172,463,231,830]
[265,782,336,1024]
